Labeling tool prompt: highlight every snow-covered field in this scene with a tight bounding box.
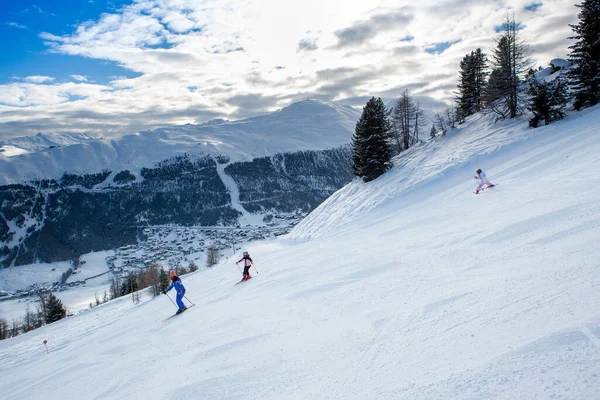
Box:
[1,106,599,399]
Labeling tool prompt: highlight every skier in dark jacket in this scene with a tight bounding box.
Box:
[163,270,187,314]
[236,251,253,281]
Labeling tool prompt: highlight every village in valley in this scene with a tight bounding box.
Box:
[0,211,303,312]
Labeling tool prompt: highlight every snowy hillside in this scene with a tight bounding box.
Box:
[0,99,359,185]
[1,106,599,399]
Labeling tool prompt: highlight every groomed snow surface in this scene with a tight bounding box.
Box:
[1,107,600,399]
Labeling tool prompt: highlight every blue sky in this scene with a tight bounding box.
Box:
[0,1,579,139]
[0,1,137,84]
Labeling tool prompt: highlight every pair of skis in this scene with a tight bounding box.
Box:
[163,303,196,322]
[164,275,254,321]
[474,183,498,194]
[235,276,253,285]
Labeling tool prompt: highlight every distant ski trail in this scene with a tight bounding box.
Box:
[214,158,252,226]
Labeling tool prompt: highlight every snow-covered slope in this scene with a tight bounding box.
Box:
[0,99,359,185]
[1,106,599,399]
[288,107,598,240]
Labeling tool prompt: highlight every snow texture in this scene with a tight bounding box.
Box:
[1,105,599,399]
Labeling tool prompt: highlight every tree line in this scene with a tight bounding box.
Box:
[352,0,599,182]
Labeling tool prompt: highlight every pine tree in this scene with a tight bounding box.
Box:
[352,97,393,182]
[456,48,488,121]
[45,293,67,324]
[120,273,139,296]
[430,124,438,138]
[568,0,600,109]
[527,74,569,127]
[484,15,532,119]
[159,267,170,292]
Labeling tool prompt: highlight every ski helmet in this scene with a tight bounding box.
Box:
[243,251,249,256]
[170,270,176,278]
[476,169,482,174]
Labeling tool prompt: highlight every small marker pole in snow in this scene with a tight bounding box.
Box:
[43,340,48,354]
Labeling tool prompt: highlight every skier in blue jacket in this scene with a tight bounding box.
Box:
[163,270,187,314]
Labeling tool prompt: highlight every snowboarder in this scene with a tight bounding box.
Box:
[236,251,254,281]
[474,168,495,194]
[163,270,187,314]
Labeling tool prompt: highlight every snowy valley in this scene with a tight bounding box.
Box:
[0,100,358,269]
[0,102,599,399]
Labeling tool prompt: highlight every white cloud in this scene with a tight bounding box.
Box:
[22,76,56,84]
[0,0,581,137]
[71,75,89,82]
[6,22,28,29]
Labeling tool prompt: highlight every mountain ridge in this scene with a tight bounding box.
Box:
[0,99,360,185]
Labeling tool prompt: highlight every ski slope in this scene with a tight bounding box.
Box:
[1,107,600,399]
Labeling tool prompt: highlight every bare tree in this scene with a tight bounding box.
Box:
[390,90,424,151]
[435,113,448,135]
[10,318,20,337]
[445,106,457,130]
[206,247,220,268]
[412,102,428,145]
[188,261,199,272]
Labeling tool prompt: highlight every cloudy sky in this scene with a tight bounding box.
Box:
[0,0,579,139]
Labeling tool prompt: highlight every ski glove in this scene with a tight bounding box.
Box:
[162,291,167,295]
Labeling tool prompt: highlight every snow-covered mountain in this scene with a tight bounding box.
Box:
[1,104,598,399]
[0,99,359,185]
[0,100,360,267]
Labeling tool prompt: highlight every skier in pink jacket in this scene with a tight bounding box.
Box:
[236,251,254,281]
[474,168,495,194]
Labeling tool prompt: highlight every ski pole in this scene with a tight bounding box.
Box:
[184,295,195,306]
[164,293,177,308]
[253,264,259,274]
[235,262,242,274]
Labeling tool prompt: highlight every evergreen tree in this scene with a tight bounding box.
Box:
[484,15,532,119]
[568,0,600,109]
[120,273,139,296]
[456,48,488,121]
[352,97,393,182]
[0,317,8,340]
[527,74,569,127]
[158,267,170,292]
[45,293,67,324]
[430,124,438,139]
